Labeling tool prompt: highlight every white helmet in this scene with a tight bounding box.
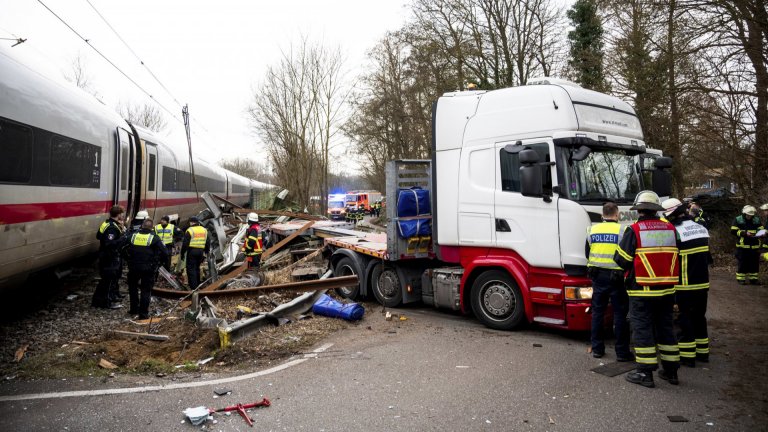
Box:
[760,203,768,211]
[661,198,683,217]
[135,210,149,220]
[631,190,664,212]
[247,212,259,223]
[742,205,757,216]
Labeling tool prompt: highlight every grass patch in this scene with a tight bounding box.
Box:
[133,358,175,375]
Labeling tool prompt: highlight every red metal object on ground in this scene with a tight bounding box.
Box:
[211,398,271,427]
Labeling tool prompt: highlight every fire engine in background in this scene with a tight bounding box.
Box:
[326,78,672,331]
[344,191,382,214]
[327,194,348,220]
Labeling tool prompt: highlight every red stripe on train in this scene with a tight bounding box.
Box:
[0,197,203,225]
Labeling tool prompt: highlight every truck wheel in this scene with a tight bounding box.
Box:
[371,263,403,307]
[333,257,361,299]
[470,270,525,330]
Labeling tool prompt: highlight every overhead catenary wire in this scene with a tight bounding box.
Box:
[36,0,182,124]
[83,0,209,133]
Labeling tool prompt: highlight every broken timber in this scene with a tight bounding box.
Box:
[110,330,170,341]
[153,275,358,299]
[234,209,325,221]
[263,220,314,260]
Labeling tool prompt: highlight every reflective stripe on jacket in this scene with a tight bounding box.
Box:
[186,226,208,249]
[731,215,763,249]
[244,224,263,256]
[587,222,623,270]
[673,219,710,291]
[155,223,176,245]
[624,219,679,289]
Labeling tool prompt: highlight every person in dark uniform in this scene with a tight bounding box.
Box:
[181,216,210,290]
[243,212,263,269]
[154,215,182,271]
[125,219,168,319]
[614,191,681,388]
[662,198,712,367]
[92,205,126,309]
[585,202,633,362]
[731,205,763,284]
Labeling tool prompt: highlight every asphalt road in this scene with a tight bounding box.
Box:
[0,272,765,431]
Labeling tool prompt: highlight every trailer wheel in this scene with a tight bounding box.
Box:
[371,263,403,307]
[470,270,524,330]
[333,257,361,299]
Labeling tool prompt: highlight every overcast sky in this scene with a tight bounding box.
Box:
[0,0,410,172]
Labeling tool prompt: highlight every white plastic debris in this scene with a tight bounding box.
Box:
[183,406,211,426]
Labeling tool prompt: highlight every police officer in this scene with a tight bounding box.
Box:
[125,219,168,319]
[731,205,763,284]
[92,205,126,309]
[585,202,633,362]
[243,213,264,269]
[154,215,181,271]
[614,191,681,388]
[181,216,210,290]
[662,198,712,367]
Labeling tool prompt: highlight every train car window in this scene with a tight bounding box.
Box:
[162,166,175,191]
[120,146,129,190]
[148,154,156,191]
[50,136,101,188]
[0,118,33,183]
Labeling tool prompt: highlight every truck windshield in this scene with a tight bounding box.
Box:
[560,148,641,203]
[329,200,344,208]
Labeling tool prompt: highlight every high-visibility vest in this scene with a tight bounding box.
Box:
[587,222,623,270]
[186,225,207,249]
[155,223,176,245]
[631,219,679,289]
[131,232,155,247]
[673,219,710,291]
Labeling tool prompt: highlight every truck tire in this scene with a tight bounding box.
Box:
[371,263,403,307]
[470,270,525,330]
[333,257,361,299]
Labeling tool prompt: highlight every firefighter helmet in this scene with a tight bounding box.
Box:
[631,190,664,212]
[759,203,768,211]
[661,198,684,217]
[742,205,757,216]
[135,210,149,220]
[247,212,259,223]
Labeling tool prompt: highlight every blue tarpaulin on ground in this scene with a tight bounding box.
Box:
[312,294,365,321]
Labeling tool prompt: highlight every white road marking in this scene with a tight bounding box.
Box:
[0,343,334,402]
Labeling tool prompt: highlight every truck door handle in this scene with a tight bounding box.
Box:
[495,218,511,232]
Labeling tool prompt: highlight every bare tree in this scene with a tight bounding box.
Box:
[63,53,100,98]
[116,101,168,133]
[219,157,273,183]
[247,38,346,210]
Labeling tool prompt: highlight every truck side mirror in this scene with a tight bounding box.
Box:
[519,149,543,198]
[652,157,673,197]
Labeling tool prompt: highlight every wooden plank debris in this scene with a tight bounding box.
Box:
[110,330,170,341]
[98,358,118,369]
[14,344,28,362]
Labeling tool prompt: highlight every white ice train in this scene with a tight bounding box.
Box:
[0,46,273,288]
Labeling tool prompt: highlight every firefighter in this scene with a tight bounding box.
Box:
[243,212,264,269]
[92,205,127,309]
[662,198,712,367]
[614,191,681,388]
[125,219,168,319]
[731,205,763,284]
[181,216,210,290]
[585,202,633,362]
[761,204,768,263]
[154,215,181,271]
[688,202,708,229]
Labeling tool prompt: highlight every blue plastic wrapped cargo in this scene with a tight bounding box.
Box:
[397,187,431,217]
[312,294,365,321]
[397,218,431,239]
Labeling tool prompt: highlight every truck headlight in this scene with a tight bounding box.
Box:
[564,286,593,300]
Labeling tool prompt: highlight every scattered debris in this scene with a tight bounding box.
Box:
[13,345,28,363]
[385,311,393,321]
[399,315,407,321]
[532,343,543,348]
[590,362,636,377]
[456,365,469,369]
[667,415,689,422]
[110,330,170,342]
[549,415,555,424]
[214,388,232,396]
[65,294,78,301]
[98,358,118,369]
[183,406,210,426]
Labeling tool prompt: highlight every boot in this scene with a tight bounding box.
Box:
[625,371,655,388]
[696,353,709,363]
[680,358,695,368]
[658,369,679,385]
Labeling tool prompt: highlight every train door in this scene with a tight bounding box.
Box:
[115,127,136,217]
[144,143,158,220]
